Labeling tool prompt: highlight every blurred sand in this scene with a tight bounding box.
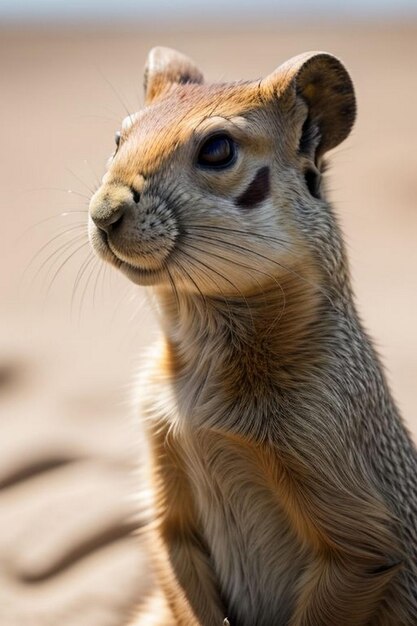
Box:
[0,22,416,625]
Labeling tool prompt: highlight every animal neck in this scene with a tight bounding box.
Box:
[153,265,339,399]
[150,261,393,440]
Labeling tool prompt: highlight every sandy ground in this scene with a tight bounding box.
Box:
[0,22,416,625]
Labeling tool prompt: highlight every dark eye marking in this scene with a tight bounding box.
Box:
[235,166,270,209]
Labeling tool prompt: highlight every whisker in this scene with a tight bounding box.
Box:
[171,257,208,318]
[45,241,90,299]
[65,189,90,200]
[24,236,86,296]
[177,250,234,330]
[31,187,91,200]
[83,159,102,190]
[102,262,111,302]
[97,67,134,126]
[79,112,122,124]
[185,231,336,309]
[110,281,137,327]
[181,243,292,337]
[180,245,255,334]
[184,235,281,290]
[92,260,105,309]
[23,224,88,282]
[66,167,97,195]
[192,235,268,291]
[187,224,295,255]
[186,239,288,327]
[263,280,287,337]
[166,265,180,312]
[19,214,87,243]
[71,250,96,319]
[77,254,99,324]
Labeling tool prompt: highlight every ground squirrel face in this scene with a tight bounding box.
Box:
[89,47,355,295]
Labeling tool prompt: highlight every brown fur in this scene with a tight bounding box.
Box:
[89,48,417,625]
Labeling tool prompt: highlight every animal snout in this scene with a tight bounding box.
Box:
[91,205,125,233]
[89,183,178,272]
[89,186,139,233]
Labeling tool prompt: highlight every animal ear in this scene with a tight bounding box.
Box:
[144,46,204,104]
[263,51,356,159]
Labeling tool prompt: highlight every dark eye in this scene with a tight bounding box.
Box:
[197,134,236,169]
[114,131,121,148]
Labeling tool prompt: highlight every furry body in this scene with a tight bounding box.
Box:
[89,48,417,625]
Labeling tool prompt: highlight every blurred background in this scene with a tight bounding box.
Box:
[1,1,416,624]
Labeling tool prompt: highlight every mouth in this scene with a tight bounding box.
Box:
[117,260,167,286]
[89,225,168,286]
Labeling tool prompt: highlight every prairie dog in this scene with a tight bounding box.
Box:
[89,47,417,625]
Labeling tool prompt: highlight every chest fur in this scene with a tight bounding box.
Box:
[178,431,308,626]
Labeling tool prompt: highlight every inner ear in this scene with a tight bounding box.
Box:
[299,116,321,161]
[304,167,321,199]
[144,47,204,104]
[299,115,322,198]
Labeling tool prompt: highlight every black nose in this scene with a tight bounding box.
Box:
[92,205,125,234]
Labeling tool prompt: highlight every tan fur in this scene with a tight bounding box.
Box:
[89,48,417,625]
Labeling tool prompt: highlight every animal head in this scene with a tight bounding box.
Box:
[89,47,355,296]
